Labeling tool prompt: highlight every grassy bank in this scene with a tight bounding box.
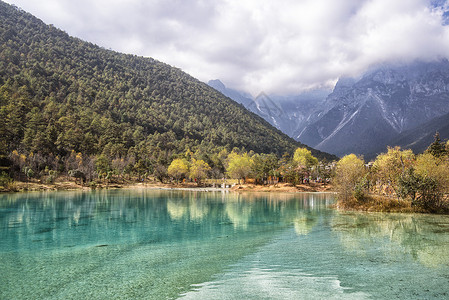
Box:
[336,194,449,214]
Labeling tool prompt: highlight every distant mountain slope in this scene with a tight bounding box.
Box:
[208,79,253,107]
[207,80,330,140]
[211,61,449,159]
[380,112,449,155]
[298,61,449,157]
[0,1,336,161]
[247,92,294,135]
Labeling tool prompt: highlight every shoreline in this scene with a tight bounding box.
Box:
[4,181,446,214]
[0,180,334,194]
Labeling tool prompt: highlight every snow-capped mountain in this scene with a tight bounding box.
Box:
[209,60,449,159]
[207,80,329,138]
[298,60,449,158]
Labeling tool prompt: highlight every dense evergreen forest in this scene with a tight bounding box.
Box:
[0,1,336,184]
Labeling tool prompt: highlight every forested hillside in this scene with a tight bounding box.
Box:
[0,0,334,181]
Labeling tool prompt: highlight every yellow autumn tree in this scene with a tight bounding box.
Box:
[372,146,415,197]
[412,152,449,210]
[168,158,189,184]
[333,154,367,202]
[293,147,318,183]
[226,152,252,184]
[189,158,211,185]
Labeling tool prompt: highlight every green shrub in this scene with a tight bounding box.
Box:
[0,171,13,188]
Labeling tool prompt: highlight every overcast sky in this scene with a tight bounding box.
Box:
[4,0,449,95]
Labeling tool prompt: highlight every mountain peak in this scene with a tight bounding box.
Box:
[255,92,269,100]
[333,77,356,92]
[207,79,226,91]
[298,60,449,158]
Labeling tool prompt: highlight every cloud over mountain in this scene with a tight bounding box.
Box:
[5,0,449,95]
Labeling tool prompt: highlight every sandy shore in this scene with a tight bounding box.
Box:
[1,180,334,193]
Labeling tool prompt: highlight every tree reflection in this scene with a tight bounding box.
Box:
[166,199,188,220]
[294,212,317,236]
[0,190,334,252]
[331,212,449,268]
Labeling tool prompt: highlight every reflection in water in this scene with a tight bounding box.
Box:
[0,190,332,300]
[167,199,188,220]
[331,212,449,268]
[167,196,211,222]
[294,212,318,236]
[188,195,210,221]
[1,190,449,299]
[225,193,253,229]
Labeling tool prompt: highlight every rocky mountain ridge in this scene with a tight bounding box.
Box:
[210,60,449,159]
[207,79,330,139]
[300,60,449,158]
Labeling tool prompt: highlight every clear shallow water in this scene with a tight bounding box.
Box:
[1,190,448,299]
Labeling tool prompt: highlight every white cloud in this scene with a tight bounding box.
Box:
[4,0,449,95]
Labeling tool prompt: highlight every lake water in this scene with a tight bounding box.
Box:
[1,189,449,299]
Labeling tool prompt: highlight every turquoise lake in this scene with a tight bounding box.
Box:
[1,189,449,299]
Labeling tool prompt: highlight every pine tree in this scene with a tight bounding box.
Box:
[427,132,447,158]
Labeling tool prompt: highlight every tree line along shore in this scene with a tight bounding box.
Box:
[0,146,332,193]
[2,133,448,214]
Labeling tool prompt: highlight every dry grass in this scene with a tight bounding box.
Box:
[336,194,419,213]
[231,182,334,193]
[1,180,91,192]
